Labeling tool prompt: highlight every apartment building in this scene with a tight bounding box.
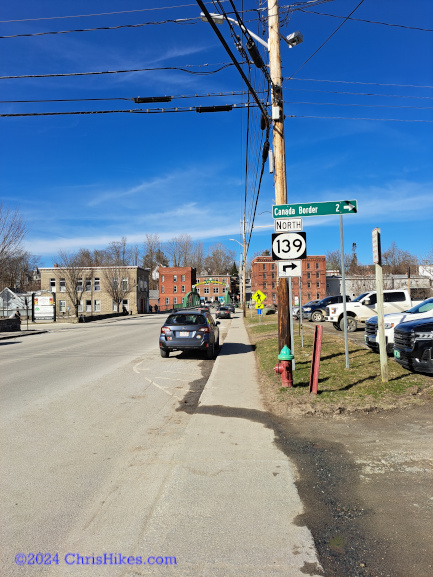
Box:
[40,266,149,317]
[158,267,197,310]
[250,255,326,305]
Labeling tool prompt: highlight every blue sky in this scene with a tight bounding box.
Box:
[1,0,432,268]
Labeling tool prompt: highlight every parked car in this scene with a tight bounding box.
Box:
[325,289,422,333]
[303,295,351,322]
[393,316,433,374]
[225,303,235,313]
[365,297,433,355]
[159,309,220,359]
[216,306,231,319]
[292,300,320,320]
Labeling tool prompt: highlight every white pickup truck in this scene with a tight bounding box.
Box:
[324,289,422,333]
[364,297,433,354]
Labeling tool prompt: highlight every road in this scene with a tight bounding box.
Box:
[0,316,217,576]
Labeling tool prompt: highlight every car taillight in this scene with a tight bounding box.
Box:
[198,326,210,333]
[161,326,171,334]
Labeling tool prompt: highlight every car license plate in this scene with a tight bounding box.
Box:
[394,349,400,359]
[179,331,189,337]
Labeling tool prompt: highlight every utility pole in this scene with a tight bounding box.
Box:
[242,216,246,318]
[268,0,290,352]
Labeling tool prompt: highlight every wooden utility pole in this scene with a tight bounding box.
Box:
[268,0,290,352]
[242,217,246,318]
[373,228,388,382]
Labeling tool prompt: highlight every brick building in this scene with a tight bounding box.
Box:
[159,267,196,311]
[195,274,236,303]
[40,266,149,318]
[250,255,326,306]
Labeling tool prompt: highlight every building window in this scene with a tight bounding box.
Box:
[85,278,92,291]
[181,275,185,282]
[78,300,83,313]
[316,262,320,269]
[86,300,92,312]
[196,287,200,294]
[316,293,320,299]
[173,285,177,293]
[213,287,219,294]
[272,272,275,279]
[263,263,266,270]
[173,275,177,282]
[161,285,165,293]
[272,263,275,270]
[272,293,276,301]
[307,282,311,288]
[316,272,320,278]
[272,282,275,289]
[122,278,128,291]
[94,278,100,291]
[307,262,311,269]
[173,297,178,305]
[59,278,66,292]
[122,299,129,311]
[165,297,169,305]
[50,278,56,291]
[77,278,83,291]
[161,275,165,282]
[181,285,185,293]
[113,301,117,312]
[307,293,311,300]
[263,282,267,289]
[94,300,101,312]
[59,300,66,313]
[316,282,320,288]
[263,273,267,279]
[204,287,210,294]
[307,272,311,279]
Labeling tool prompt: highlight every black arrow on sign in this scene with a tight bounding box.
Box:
[282,263,298,272]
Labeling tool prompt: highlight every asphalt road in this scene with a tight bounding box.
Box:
[0,316,218,576]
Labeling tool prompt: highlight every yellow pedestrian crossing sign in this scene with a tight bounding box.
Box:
[252,290,266,305]
[255,303,264,309]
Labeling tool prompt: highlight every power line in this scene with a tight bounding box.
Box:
[288,77,433,89]
[0,62,235,80]
[287,114,433,123]
[298,9,433,32]
[0,2,232,23]
[283,100,433,110]
[0,17,200,39]
[287,0,366,80]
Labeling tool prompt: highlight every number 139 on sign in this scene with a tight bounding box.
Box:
[271,232,307,260]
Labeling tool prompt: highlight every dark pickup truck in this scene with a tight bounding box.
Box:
[393,317,433,374]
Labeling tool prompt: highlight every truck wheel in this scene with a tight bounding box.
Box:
[340,317,357,332]
[311,310,324,322]
[160,348,169,358]
[333,322,342,331]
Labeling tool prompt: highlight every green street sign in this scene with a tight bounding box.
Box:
[273,200,357,218]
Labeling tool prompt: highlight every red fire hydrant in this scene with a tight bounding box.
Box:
[274,345,294,388]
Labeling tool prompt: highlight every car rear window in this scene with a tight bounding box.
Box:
[166,314,206,325]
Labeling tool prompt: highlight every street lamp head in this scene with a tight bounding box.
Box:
[284,31,304,48]
[200,12,224,25]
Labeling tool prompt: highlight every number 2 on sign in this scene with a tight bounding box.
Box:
[275,238,303,254]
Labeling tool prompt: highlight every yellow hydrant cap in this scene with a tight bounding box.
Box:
[278,345,294,361]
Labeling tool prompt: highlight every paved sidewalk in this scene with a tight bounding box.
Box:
[130,314,323,576]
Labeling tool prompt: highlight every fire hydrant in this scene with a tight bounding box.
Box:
[274,345,294,388]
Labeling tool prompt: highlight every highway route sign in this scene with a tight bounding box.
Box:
[277,260,302,278]
[274,218,302,232]
[252,290,266,304]
[273,200,357,218]
[272,232,307,261]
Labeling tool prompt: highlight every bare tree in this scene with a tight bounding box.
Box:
[142,234,169,290]
[382,242,418,275]
[0,251,40,292]
[204,243,236,275]
[102,266,132,312]
[165,234,195,267]
[191,241,205,273]
[106,237,133,266]
[56,251,93,317]
[0,203,26,273]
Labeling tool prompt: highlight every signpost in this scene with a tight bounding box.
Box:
[273,200,357,218]
[271,232,307,261]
